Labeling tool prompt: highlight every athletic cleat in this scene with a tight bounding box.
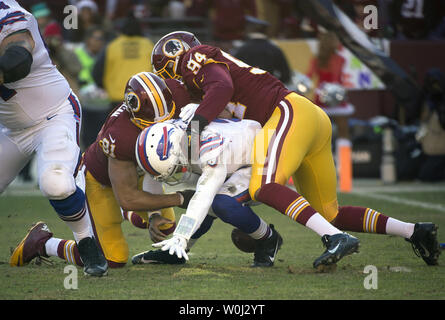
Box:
[77,237,108,277]
[251,224,283,267]
[406,222,440,265]
[9,221,53,267]
[313,233,360,269]
[132,249,186,265]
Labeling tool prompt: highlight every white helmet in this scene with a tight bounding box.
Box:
[135,122,188,181]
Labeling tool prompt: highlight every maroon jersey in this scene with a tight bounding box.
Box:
[83,79,191,186]
[179,45,291,126]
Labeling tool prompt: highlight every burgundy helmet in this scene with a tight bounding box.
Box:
[124,72,176,129]
[151,31,201,80]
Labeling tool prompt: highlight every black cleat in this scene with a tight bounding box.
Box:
[77,237,108,277]
[406,223,440,265]
[313,233,360,269]
[251,224,283,267]
[132,249,186,265]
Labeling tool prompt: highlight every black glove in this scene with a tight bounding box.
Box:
[177,189,195,209]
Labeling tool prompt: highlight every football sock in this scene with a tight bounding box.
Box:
[49,187,93,242]
[45,237,83,266]
[257,183,342,236]
[333,206,386,233]
[305,212,343,237]
[122,210,149,229]
[211,194,262,234]
[385,217,415,238]
[333,206,414,237]
[248,219,272,240]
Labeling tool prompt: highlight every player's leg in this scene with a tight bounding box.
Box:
[292,108,439,265]
[248,93,359,267]
[331,207,440,265]
[35,96,107,276]
[208,167,282,266]
[213,167,274,241]
[0,129,32,193]
[249,93,342,236]
[83,170,129,268]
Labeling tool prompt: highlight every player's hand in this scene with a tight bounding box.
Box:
[152,235,189,260]
[148,214,173,243]
[177,190,195,209]
[179,103,199,125]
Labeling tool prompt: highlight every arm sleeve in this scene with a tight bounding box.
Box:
[193,63,234,124]
[178,163,227,239]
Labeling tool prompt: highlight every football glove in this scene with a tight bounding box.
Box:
[179,103,199,125]
[152,235,189,261]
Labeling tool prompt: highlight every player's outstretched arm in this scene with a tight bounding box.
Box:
[0,30,35,84]
[108,157,183,211]
[153,163,227,260]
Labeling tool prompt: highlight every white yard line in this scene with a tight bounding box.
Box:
[350,191,445,213]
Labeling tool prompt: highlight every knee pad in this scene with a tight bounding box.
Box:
[39,164,76,200]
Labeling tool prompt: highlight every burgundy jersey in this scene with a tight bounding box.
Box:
[179,45,292,126]
[83,79,190,186]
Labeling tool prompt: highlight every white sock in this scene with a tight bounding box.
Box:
[385,218,415,238]
[305,212,342,237]
[45,237,62,257]
[249,219,270,240]
[63,206,94,243]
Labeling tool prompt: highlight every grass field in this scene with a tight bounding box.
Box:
[1,180,444,301]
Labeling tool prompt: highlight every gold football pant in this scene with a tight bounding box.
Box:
[249,92,339,222]
[84,170,176,267]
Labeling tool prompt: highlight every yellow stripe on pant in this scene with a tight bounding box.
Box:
[249,92,340,222]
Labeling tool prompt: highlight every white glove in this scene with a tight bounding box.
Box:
[152,235,189,260]
[179,103,199,125]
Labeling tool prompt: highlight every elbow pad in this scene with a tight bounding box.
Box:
[0,45,33,83]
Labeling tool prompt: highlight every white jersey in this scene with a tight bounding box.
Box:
[174,118,262,239]
[0,0,70,130]
[198,118,260,173]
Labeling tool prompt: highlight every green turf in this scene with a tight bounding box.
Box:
[0,190,444,300]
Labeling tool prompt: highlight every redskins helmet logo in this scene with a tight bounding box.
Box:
[162,39,189,58]
[125,91,141,112]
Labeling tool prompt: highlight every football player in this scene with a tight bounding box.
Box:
[9,72,196,270]
[151,31,441,267]
[135,117,283,267]
[1,0,107,276]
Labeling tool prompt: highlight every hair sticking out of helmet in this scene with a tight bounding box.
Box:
[151,31,201,80]
[135,122,189,182]
[124,72,176,129]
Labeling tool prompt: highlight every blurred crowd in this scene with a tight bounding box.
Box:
[14,0,445,184]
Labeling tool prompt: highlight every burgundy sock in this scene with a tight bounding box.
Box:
[333,206,388,234]
[257,183,316,225]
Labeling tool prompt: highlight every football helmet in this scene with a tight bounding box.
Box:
[135,122,188,181]
[151,31,201,80]
[124,72,176,129]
